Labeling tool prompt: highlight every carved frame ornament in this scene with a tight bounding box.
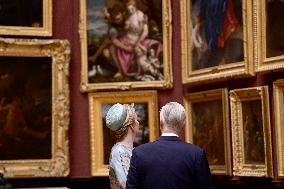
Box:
[88,90,159,176]
[0,38,70,178]
[230,86,273,178]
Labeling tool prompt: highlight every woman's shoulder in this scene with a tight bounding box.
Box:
[111,144,132,155]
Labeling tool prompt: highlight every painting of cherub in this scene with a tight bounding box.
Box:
[84,0,166,85]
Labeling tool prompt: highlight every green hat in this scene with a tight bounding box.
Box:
[106,103,128,131]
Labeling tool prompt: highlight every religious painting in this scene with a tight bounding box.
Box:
[181,0,254,85]
[273,79,284,178]
[89,91,159,176]
[184,88,232,175]
[80,0,172,92]
[0,0,52,36]
[0,38,70,178]
[254,0,284,73]
[230,86,273,177]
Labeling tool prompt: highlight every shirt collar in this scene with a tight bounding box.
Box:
[161,133,179,137]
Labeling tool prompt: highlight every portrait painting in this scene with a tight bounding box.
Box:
[184,88,232,175]
[181,0,254,85]
[254,0,284,72]
[0,38,70,178]
[89,90,158,176]
[80,0,172,91]
[0,0,52,36]
[230,86,273,177]
[273,79,284,177]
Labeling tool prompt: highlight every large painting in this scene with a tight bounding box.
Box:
[254,0,284,72]
[230,86,273,177]
[80,0,172,91]
[0,57,52,160]
[0,38,70,178]
[181,0,254,85]
[0,0,52,36]
[184,88,231,175]
[88,90,159,176]
[273,79,284,178]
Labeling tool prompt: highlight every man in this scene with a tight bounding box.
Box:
[126,102,214,189]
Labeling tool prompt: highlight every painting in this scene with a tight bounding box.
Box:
[184,88,231,175]
[0,38,70,178]
[273,79,284,178]
[89,90,159,176]
[80,0,172,91]
[0,0,52,36]
[181,0,254,85]
[254,0,284,73]
[230,86,273,177]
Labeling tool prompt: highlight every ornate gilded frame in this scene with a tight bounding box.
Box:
[89,90,159,176]
[79,0,172,92]
[0,0,52,36]
[254,0,284,73]
[273,79,284,178]
[0,38,70,177]
[230,86,273,177]
[181,0,254,85]
[184,88,232,175]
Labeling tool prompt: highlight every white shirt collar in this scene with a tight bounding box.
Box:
[161,133,179,137]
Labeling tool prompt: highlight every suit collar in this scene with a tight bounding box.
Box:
[158,136,182,141]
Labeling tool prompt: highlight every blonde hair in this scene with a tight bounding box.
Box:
[115,104,136,141]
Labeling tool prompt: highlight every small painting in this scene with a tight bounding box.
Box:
[89,90,158,176]
[184,88,232,175]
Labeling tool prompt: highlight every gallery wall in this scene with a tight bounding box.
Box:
[2,0,284,188]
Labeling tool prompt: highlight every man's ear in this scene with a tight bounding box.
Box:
[159,120,164,132]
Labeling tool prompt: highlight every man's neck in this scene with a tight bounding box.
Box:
[161,130,179,137]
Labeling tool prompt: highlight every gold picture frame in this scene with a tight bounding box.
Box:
[0,0,52,36]
[184,88,232,175]
[80,0,172,92]
[0,38,70,178]
[273,79,284,178]
[254,0,284,73]
[230,86,273,177]
[89,90,159,176]
[181,0,254,85]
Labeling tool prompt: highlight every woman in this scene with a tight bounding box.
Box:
[105,103,140,189]
[114,0,162,77]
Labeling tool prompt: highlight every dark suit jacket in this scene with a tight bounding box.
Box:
[126,136,214,189]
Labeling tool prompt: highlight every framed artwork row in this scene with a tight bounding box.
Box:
[181,0,284,85]
[0,0,52,36]
[0,38,70,178]
[183,85,284,178]
[88,90,159,176]
[80,0,173,92]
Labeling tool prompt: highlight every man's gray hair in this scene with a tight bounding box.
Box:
[160,102,186,132]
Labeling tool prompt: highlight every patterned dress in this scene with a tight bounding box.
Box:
[109,144,133,189]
